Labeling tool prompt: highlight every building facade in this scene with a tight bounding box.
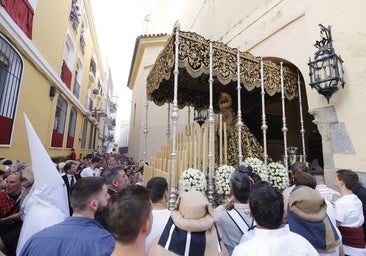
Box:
[0,0,116,162]
[128,0,366,183]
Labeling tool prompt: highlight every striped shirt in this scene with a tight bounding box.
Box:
[316,184,341,202]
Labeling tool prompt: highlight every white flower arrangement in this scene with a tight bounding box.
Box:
[214,165,235,196]
[267,162,289,192]
[242,157,269,182]
[179,168,207,193]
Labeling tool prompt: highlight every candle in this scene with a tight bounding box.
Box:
[184,150,188,170]
[168,159,172,174]
[219,113,223,165]
[194,140,197,169]
[224,122,227,164]
[202,125,207,173]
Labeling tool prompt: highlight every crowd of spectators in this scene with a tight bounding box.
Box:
[0,153,145,256]
[1,155,366,256]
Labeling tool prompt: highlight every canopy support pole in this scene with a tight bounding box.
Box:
[168,27,180,210]
[280,62,289,170]
[260,57,268,165]
[297,72,307,163]
[143,95,149,164]
[207,40,214,203]
[236,49,243,166]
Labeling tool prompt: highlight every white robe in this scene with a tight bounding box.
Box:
[16,114,69,255]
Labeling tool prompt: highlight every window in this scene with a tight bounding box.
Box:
[93,127,97,149]
[61,35,75,89]
[66,107,77,148]
[88,125,94,149]
[81,117,88,149]
[85,84,92,112]
[73,60,82,98]
[63,35,75,65]
[51,96,67,147]
[0,35,23,145]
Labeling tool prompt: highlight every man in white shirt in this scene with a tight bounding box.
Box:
[333,169,366,256]
[232,181,318,256]
[80,157,102,177]
[144,177,170,255]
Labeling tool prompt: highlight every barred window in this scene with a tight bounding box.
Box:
[0,35,23,145]
[66,107,77,148]
[51,95,67,147]
[81,117,88,149]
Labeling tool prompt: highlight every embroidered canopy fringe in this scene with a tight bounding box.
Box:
[146,24,299,110]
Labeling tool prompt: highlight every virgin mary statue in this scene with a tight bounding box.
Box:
[218,92,265,168]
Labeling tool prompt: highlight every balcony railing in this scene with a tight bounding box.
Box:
[61,60,72,89]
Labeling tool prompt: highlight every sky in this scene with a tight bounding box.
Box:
[91,1,153,122]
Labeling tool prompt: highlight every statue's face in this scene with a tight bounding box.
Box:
[218,92,232,110]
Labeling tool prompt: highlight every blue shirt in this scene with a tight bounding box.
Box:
[20,216,115,256]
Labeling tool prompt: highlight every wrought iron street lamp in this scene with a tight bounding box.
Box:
[308,24,345,103]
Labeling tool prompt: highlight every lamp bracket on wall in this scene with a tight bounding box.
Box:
[49,85,57,99]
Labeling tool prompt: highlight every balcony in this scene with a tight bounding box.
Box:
[61,60,72,89]
[89,58,96,80]
[1,0,34,39]
[109,102,117,113]
[108,118,116,131]
[79,34,86,55]
[107,134,114,142]
[69,4,80,33]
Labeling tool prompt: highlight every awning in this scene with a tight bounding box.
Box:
[146,25,299,111]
